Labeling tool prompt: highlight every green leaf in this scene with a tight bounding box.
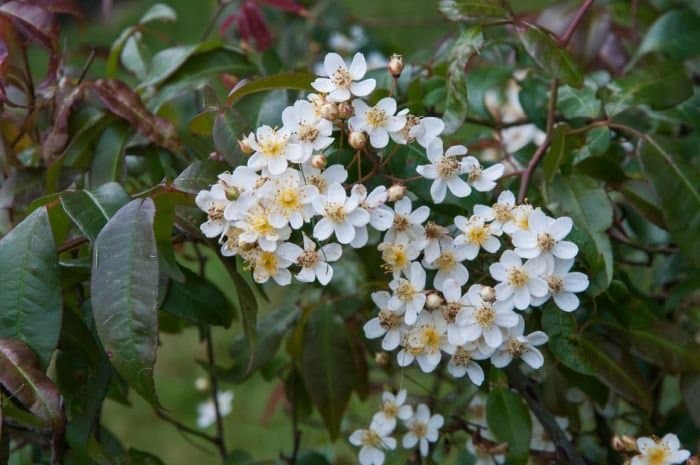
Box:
[139,3,177,24]
[541,304,593,375]
[518,25,583,87]
[161,268,234,327]
[302,305,363,440]
[548,175,614,293]
[90,121,130,187]
[680,374,700,427]
[140,41,221,88]
[91,199,160,406]
[227,71,314,104]
[213,108,249,165]
[0,339,65,431]
[638,9,700,61]
[438,0,510,22]
[223,304,298,383]
[60,190,110,242]
[443,27,483,134]
[557,85,601,119]
[173,160,229,194]
[152,190,190,282]
[625,328,700,373]
[0,207,62,368]
[121,35,148,80]
[486,387,531,465]
[92,182,131,217]
[640,135,700,265]
[256,89,288,128]
[577,336,652,409]
[542,123,570,183]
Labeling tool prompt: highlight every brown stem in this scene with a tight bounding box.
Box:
[559,0,595,47]
[517,80,558,203]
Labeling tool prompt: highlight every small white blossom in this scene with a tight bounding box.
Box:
[383,196,429,245]
[397,311,449,373]
[388,261,427,325]
[532,257,589,311]
[462,157,504,192]
[445,343,488,385]
[457,284,519,350]
[631,434,690,465]
[364,291,405,351]
[422,222,450,263]
[313,183,369,244]
[197,391,234,429]
[277,234,341,285]
[244,247,293,285]
[511,209,578,260]
[372,390,413,432]
[490,317,548,369]
[234,198,291,252]
[489,250,548,310]
[195,184,230,238]
[416,139,471,203]
[246,126,304,175]
[474,190,516,237]
[349,97,406,149]
[423,237,470,292]
[282,99,334,158]
[402,404,444,457]
[349,421,396,465]
[390,115,444,148]
[312,52,376,102]
[379,241,422,277]
[262,169,318,229]
[301,163,348,196]
[454,215,500,259]
[439,279,471,345]
[503,204,534,235]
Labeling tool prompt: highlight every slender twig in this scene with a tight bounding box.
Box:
[154,408,220,444]
[57,237,89,254]
[608,228,678,255]
[517,80,558,203]
[559,0,595,47]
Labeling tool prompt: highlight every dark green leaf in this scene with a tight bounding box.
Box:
[90,121,130,188]
[542,123,570,183]
[173,160,229,194]
[541,304,593,375]
[213,108,249,165]
[619,180,665,228]
[162,268,234,327]
[256,89,288,128]
[0,207,62,367]
[302,305,362,439]
[518,25,583,87]
[91,199,160,405]
[152,190,190,282]
[438,0,510,22]
[227,71,314,104]
[92,182,131,217]
[640,135,700,265]
[0,339,65,430]
[638,9,700,60]
[126,448,166,465]
[60,190,110,242]
[486,387,531,465]
[680,374,700,427]
[558,85,601,119]
[140,42,220,88]
[121,35,148,80]
[443,27,483,134]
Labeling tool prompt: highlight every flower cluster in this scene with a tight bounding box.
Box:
[196,51,590,465]
[349,390,443,465]
[613,433,692,465]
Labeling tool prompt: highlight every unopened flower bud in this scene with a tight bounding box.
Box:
[238,137,254,155]
[320,102,339,120]
[337,101,353,119]
[387,184,407,202]
[311,154,327,170]
[209,151,222,161]
[611,435,637,453]
[426,292,443,309]
[348,131,367,150]
[225,186,240,201]
[388,54,404,78]
[375,352,389,366]
[480,285,496,303]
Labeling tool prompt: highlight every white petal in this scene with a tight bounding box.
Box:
[553,241,578,260]
[350,79,376,97]
[311,77,334,93]
[349,52,367,79]
[446,176,471,197]
[553,292,579,312]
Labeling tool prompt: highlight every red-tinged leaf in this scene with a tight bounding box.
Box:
[0,338,65,431]
[28,0,82,16]
[89,79,182,154]
[42,82,85,164]
[0,1,57,50]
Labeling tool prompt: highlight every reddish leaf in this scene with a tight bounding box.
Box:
[0,1,57,50]
[89,79,182,154]
[227,1,273,52]
[42,82,85,164]
[0,339,65,431]
[27,0,82,17]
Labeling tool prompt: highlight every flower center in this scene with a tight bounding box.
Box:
[208,202,225,221]
[392,214,410,232]
[257,251,277,275]
[443,302,463,323]
[298,122,319,142]
[467,224,489,245]
[435,251,456,270]
[362,430,382,448]
[537,232,555,251]
[331,68,352,88]
[307,174,327,193]
[647,447,670,465]
[381,244,409,271]
[365,107,388,128]
[547,276,563,294]
[277,187,301,211]
[507,338,525,357]
[425,222,447,239]
[325,202,346,222]
[260,133,287,157]
[420,326,442,351]
[396,280,417,301]
[437,157,461,178]
[507,267,529,288]
[382,401,398,418]
[250,211,274,236]
[474,304,496,328]
[493,203,512,223]
[297,250,319,268]
[411,422,427,438]
[378,310,402,329]
[467,165,482,183]
[452,346,472,366]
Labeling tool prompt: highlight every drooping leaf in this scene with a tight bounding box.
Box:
[0,1,57,50]
[42,83,85,164]
[443,27,483,134]
[60,190,110,242]
[0,207,62,367]
[227,71,314,104]
[138,3,177,24]
[161,268,234,327]
[0,339,64,430]
[518,24,583,87]
[173,159,229,194]
[91,199,160,405]
[121,34,148,80]
[89,121,130,188]
[542,123,570,183]
[152,189,190,282]
[639,135,700,266]
[301,305,363,440]
[437,0,510,22]
[140,42,223,88]
[638,9,700,61]
[486,387,531,465]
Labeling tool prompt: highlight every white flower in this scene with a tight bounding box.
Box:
[244,247,293,285]
[195,184,230,238]
[246,126,304,175]
[372,390,413,432]
[466,437,505,465]
[388,261,427,325]
[489,250,548,310]
[439,279,471,345]
[382,196,429,245]
[422,222,450,263]
[282,99,334,158]
[462,157,504,192]
[312,52,376,102]
[301,163,348,196]
[197,391,234,429]
[530,416,570,452]
[503,204,534,235]
[631,434,690,465]
[454,215,500,259]
[467,394,489,431]
[363,185,394,231]
[277,234,342,285]
[457,284,519,351]
[490,317,548,369]
[397,311,450,373]
[416,139,471,203]
[349,421,396,465]
[349,97,406,149]
[262,169,318,229]
[532,257,589,311]
[402,404,444,457]
[473,190,516,237]
[390,115,444,148]
[511,209,578,260]
[234,198,291,252]
[312,183,369,244]
[378,241,422,277]
[445,343,487,385]
[364,291,405,351]
[423,237,470,292]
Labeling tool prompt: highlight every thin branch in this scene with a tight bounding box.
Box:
[154,408,220,444]
[205,329,228,461]
[559,0,595,47]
